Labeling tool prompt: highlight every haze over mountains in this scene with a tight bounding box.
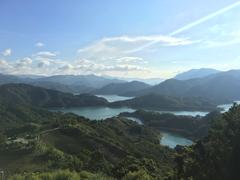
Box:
[1,68,240,105]
[121,69,240,104]
[0,74,125,94]
[1,68,240,179]
[174,68,221,80]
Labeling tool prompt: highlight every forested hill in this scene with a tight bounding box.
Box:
[110,94,217,111]
[0,86,174,179]
[0,84,108,108]
[175,104,240,180]
[92,81,151,96]
[120,110,221,139]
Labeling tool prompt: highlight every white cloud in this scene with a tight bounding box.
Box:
[35,42,44,47]
[78,35,195,56]
[0,60,8,66]
[116,57,148,64]
[18,57,33,66]
[2,48,12,57]
[37,60,51,68]
[34,51,57,58]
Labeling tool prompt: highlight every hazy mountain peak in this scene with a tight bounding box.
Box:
[174,68,221,80]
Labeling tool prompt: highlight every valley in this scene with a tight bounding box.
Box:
[0,69,240,179]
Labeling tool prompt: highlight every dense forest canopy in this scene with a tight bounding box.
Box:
[0,83,240,179]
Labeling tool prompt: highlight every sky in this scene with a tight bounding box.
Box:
[0,0,240,79]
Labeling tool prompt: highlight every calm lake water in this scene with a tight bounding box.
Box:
[50,95,240,148]
[98,95,208,116]
[154,110,208,116]
[160,131,193,148]
[96,94,133,102]
[51,106,135,120]
[50,95,209,148]
[123,116,193,148]
[217,101,240,112]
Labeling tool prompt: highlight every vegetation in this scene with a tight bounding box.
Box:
[9,169,113,180]
[0,84,108,108]
[92,81,150,96]
[0,87,174,179]
[111,94,217,111]
[173,104,240,180]
[120,110,221,139]
[1,83,240,179]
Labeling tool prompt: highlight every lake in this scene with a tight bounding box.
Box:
[160,131,193,148]
[50,95,240,149]
[51,105,209,120]
[217,101,240,112]
[153,110,208,116]
[123,116,193,148]
[51,106,135,120]
[96,94,133,102]
[98,95,208,116]
[51,95,210,120]
[50,95,208,148]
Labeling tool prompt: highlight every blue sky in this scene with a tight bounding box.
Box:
[0,0,240,78]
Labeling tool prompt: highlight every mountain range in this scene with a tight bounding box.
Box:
[174,68,221,80]
[122,70,240,104]
[1,68,240,105]
[0,74,125,94]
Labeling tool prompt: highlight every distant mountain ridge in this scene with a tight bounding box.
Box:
[92,81,151,96]
[110,94,216,111]
[174,68,221,80]
[0,73,125,94]
[1,69,240,105]
[125,70,240,104]
[37,74,125,88]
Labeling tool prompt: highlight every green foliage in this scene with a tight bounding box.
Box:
[0,83,108,108]
[121,110,221,139]
[0,103,174,179]
[123,169,153,180]
[9,169,112,180]
[174,104,240,180]
[0,133,6,144]
[111,94,216,111]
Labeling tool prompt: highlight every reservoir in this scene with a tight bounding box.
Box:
[160,131,193,148]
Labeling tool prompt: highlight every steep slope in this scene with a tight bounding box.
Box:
[110,94,216,111]
[30,81,95,94]
[130,70,240,104]
[93,81,151,96]
[120,110,221,139]
[0,84,108,108]
[0,95,174,179]
[175,104,240,180]
[174,68,221,80]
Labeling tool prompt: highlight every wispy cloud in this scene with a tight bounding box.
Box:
[78,35,194,56]
[2,48,12,57]
[35,42,44,47]
[131,1,240,52]
[169,1,240,36]
[34,51,57,57]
